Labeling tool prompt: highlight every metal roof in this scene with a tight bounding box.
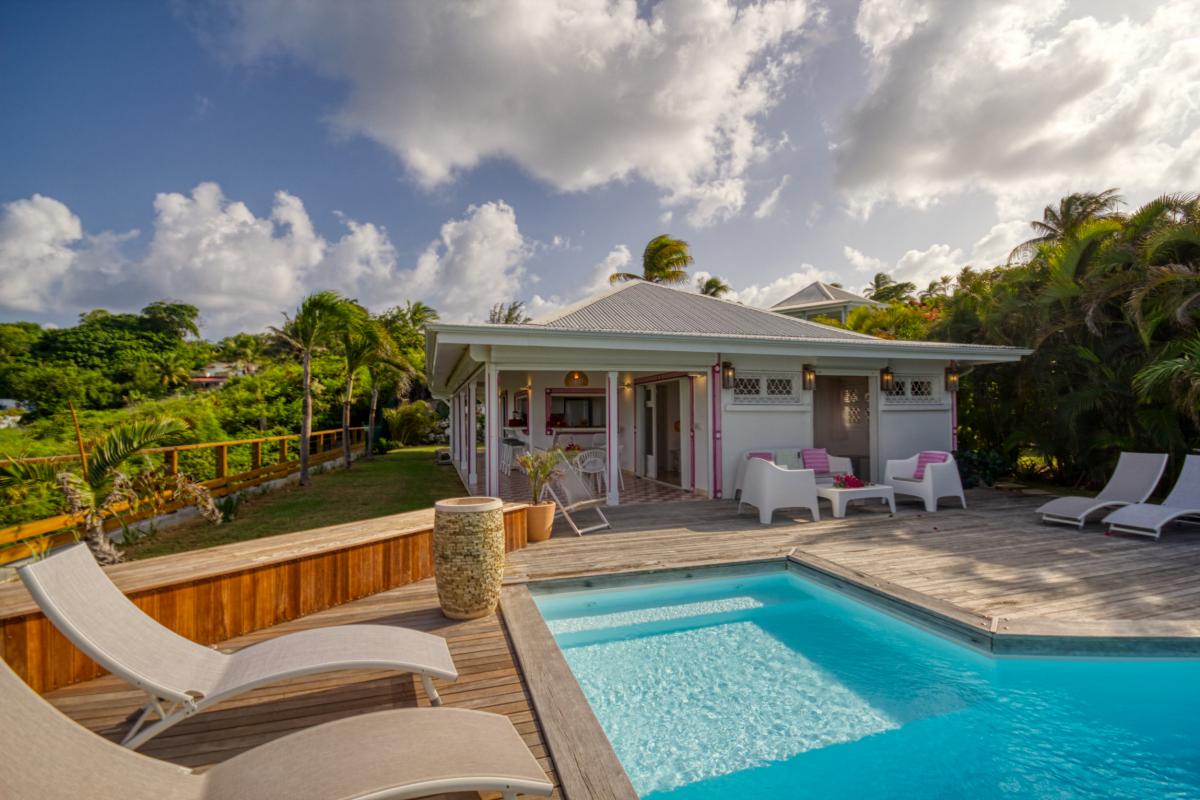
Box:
[771,280,877,310]
[536,281,873,341]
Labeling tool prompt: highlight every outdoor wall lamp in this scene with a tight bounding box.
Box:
[801,364,816,391]
[880,367,895,392]
[564,371,589,387]
[721,361,735,389]
[944,364,960,392]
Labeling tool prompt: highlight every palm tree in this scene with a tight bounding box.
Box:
[920,276,953,301]
[271,291,351,486]
[0,418,218,564]
[697,275,732,298]
[1008,189,1123,264]
[609,234,694,285]
[335,310,412,467]
[151,351,192,392]
[865,272,916,303]
[488,301,532,324]
[1134,334,1200,425]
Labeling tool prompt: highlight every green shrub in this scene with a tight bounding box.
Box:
[383,401,441,446]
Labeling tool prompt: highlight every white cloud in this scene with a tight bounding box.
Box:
[0,195,83,312]
[723,265,832,308]
[0,185,533,334]
[528,244,631,320]
[969,219,1029,266]
[225,0,815,227]
[409,201,529,322]
[893,243,964,288]
[836,0,1200,217]
[753,174,791,219]
[843,245,885,273]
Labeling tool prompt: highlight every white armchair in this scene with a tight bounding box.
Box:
[738,458,821,524]
[884,451,965,512]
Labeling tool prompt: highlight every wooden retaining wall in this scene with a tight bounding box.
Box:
[0,503,528,693]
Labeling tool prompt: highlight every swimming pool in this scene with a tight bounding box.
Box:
[532,566,1200,799]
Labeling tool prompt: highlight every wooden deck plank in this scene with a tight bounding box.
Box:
[35,489,1200,799]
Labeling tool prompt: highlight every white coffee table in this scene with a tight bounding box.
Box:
[816,484,896,518]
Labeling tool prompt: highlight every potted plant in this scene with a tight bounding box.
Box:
[516,448,562,542]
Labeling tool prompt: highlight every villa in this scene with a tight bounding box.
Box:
[427,280,1028,505]
[770,279,885,323]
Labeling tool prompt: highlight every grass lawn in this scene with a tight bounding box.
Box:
[123,446,465,560]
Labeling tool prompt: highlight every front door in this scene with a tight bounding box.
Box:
[812,376,871,480]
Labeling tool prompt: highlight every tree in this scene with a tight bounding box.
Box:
[489,301,532,324]
[150,351,192,392]
[334,309,411,467]
[1134,334,1200,426]
[271,291,352,486]
[609,234,694,285]
[140,301,201,340]
[864,272,916,303]
[1008,189,1123,264]
[697,275,731,298]
[0,417,219,564]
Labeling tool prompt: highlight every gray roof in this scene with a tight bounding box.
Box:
[536,281,872,340]
[771,281,876,310]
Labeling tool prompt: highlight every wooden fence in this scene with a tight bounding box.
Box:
[0,504,529,693]
[0,427,367,565]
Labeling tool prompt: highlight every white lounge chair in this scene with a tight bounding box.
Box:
[0,658,553,800]
[1036,452,1169,528]
[884,451,966,512]
[19,544,459,749]
[737,457,820,524]
[1103,454,1200,541]
[546,454,611,535]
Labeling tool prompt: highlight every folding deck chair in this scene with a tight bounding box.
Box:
[19,544,459,749]
[1036,452,1168,528]
[545,452,612,535]
[0,658,552,800]
[1103,454,1200,541]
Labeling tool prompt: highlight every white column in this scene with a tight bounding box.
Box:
[449,394,457,468]
[485,363,501,497]
[454,392,463,470]
[606,371,620,506]
[468,380,479,489]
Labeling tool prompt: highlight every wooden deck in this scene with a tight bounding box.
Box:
[41,489,1200,798]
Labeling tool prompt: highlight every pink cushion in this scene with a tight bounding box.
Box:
[747,451,773,462]
[801,448,830,474]
[913,451,949,479]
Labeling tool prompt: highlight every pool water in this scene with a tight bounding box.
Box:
[533,569,1200,799]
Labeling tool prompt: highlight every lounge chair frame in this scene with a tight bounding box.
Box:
[1103,454,1200,541]
[545,453,611,535]
[1037,452,1169,529]
[19,544,459,749]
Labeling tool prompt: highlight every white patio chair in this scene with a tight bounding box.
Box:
[884,451,966,512]
[19,544,459,749]
[737,458,820,524]
[574,448,608,494]
[800,447,854,485]
[546,454,611,535]
[1037,452,1168,528]
[1103,454,1200,541]
[590,432,606,448]
[0,659,552,800]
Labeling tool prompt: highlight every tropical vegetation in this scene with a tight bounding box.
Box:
[834,189,1200,486]
[610,234,694,285]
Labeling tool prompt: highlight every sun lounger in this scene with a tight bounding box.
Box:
[546,452,611,535]
[1036,452,1168,528]
[738,457,820,524]
[19,544,459,749]
[1102,454,1200,541]
[0,658,552,800]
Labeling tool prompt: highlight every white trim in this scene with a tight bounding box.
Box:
[606,371,620,506]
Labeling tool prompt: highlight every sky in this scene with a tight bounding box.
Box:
[2,0,1198,338]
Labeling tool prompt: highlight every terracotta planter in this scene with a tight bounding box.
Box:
[432,496,505,620]
[527,501,556,542]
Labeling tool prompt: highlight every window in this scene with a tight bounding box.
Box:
[881,374,942,406]
[732,372,804,405]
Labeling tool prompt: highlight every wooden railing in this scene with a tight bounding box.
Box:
[0,503,530,693]
[0,427,368,565]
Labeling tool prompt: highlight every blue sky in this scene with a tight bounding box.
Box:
[2,1,1197,336]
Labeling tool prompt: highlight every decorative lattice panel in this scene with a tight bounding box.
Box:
[882,375,942,406]
[732,373,805,405]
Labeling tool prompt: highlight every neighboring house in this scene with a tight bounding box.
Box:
[426,280,1028,506]
[771,280,884,323]
[0,399,21,430]
[189,361,255,391]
